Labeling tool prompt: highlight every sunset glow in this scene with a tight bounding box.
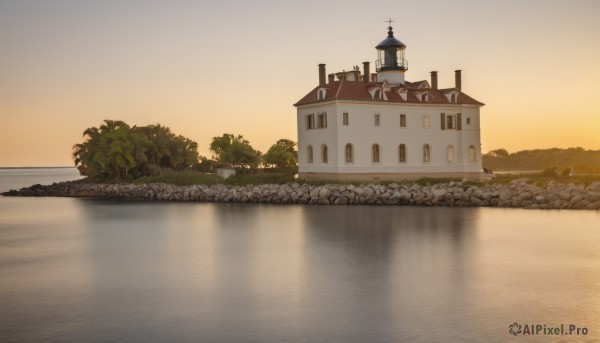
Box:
[1,0,599,167]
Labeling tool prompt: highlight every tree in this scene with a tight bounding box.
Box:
[209,134,262,170]
[263,139,298,174]
[73,120,200,180]
[488,148,509,158]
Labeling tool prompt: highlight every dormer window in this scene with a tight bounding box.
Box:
[445,91,459,103]
[318,89,326,101]
[374,89,381,100]
[421,93,428,102]
[397,89,408,101]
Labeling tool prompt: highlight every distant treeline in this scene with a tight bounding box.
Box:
[483,148,600,173]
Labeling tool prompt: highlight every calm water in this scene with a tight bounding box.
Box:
[0,171,599,342]
[0,168,84,193]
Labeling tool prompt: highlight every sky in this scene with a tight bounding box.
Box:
[1,0,599,167]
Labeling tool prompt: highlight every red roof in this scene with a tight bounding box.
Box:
[294,80,484,107]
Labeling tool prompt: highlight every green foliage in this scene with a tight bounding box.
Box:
[72,120,199,181]
[193,156,215,173]
[482,147,600,173]
[263,139,298,174]
[209,134,261,170]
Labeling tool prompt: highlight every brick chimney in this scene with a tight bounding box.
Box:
[430,71,438,90]
[455,70,462,90]
[363,62,370,83]
[328,73,335,84]
[318,64,326,85]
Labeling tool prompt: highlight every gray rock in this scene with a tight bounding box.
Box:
[318,188,329,199]
[570,194,583,205]
[586,201,600,210]
[432,189,447,198]
[499,190,512,201]
[518,192,533,201]
[558,190,571,200]
[470,197,483,206]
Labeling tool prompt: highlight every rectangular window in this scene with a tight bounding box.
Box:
[400,114,406,127]
[343,112,349,126]
[423,115,430,128]
[466,117,471,125]
[374,114,380,126]
[306,114,315,130]
[447,115,454,129]
[317,112,327,128]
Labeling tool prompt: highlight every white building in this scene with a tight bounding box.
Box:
[294,25,485,181]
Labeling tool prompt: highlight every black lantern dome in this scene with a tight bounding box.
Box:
[375,26,407,72]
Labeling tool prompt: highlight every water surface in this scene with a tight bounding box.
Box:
[0,170,599,342]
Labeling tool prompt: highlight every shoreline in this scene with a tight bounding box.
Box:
[2,180,600,210]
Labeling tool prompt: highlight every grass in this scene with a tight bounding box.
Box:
[486,173,600,187]
[135,170,223,185]
[134,170,295,186]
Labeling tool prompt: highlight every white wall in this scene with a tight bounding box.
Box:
[297,100,482,175]
[297,103,339,173]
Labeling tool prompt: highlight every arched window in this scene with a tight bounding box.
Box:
[372,144,380,163]
[447,145,454,163]
[321,144,328,163]
[318,89,326,101]
[399,144,407,163]
[307,145,313,164]
[423,144,431,163]
[451,94,456,103]
[345,144,353,163]
[469,145,476,161]
[374,89,381,100]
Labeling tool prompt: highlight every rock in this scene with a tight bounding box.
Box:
[558,190,571,200]
[385,197,400,205]
[470,197,483,207]
[570,194,583,205]
[432,189,447,198]
[444,195,455,206]
[586,201,600,210]
[573,200,590,209]
[518,192,533,201]
[499,190,512,201]
[318,187,329,199]
[400,191,412,200]
[586,192,600,202]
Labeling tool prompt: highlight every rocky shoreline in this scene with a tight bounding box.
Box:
[3,179,600,210]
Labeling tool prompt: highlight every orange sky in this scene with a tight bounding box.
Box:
[1,0,599,166]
